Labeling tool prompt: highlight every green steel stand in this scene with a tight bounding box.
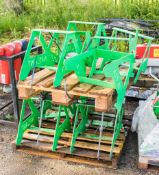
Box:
[16,99,40,145]
[17,21,154,159]
[52,105,76,151]
[70,103,89,153]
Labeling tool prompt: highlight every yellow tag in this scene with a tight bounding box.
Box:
[154,49,159,57]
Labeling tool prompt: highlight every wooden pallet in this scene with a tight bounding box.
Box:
[135,74,157,88]
[138,156,159,171]
[18,69,114,112]
[12,119,126,169]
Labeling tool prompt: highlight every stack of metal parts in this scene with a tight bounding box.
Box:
[15,21,153,161]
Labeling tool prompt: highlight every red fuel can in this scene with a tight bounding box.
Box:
[0,42,22,85]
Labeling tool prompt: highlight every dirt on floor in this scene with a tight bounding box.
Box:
[0,124,158,175]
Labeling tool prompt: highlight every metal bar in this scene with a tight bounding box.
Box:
[149,67,159,82]
[113,27,154,40]
[0,100,13,110]
[69,21,105,25]
[32,29,75,34]
[8,59,19,124]
[97,112,104,160]
[37,100,45,144]
[0,46,42,61]
[94,36,130,41]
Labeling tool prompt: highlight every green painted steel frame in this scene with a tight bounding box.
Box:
[16,99,40,145]
[20,29,88,81]
[20,21,107,87]
[52,104,76,151]
[59,27,153,157]
[16,98,76,146]
[63,49,134,157]
[70,103,89,153]
[17,21,154,159]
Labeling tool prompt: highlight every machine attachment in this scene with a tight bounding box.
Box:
[16,21,154,159]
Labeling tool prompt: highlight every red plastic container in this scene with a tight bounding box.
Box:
[136,44,159,59]
[0,46,4,56]
[0,47,4,84]
[12,41,22,82]
[0,41,22,85]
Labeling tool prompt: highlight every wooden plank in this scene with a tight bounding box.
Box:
[18,69,48,84]
[28,70,55,86]
[19,139,112,161]
[37,74,55,88]
[23,131,121,154]
[19,69,55,86]
[23,133,69,146]
[68,89,96,99]
[89,78,114,96]
[16,140,112,161]
[73,74,105,93]
[73,83,93,93]
[40,121,125,140]
[90,86,113,96]
[70,140,120,154]
[60,73,79,90]
[56,147,111,160]
[15,147,113,168]
[22,139,53,151]
[27,129,123,146]
[135,76,157,88]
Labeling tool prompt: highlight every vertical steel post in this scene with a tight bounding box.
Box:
[9,59,19,124]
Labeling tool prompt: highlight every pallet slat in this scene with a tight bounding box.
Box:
[73,74,105,93]
[27,128,123,146]
[21,69,55,86]
[60,73,79,90]
[23,132,120,154]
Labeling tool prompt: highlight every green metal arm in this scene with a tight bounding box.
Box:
[103,53,135,111]
[113,27,154,40]
[68,21,105,25]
